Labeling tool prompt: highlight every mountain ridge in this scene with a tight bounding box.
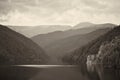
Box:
[0,24,48,65]
[32,23,116,64]
[8,25,71,37]
[32,23,116,48]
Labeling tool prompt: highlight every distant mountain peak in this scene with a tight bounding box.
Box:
[73,22,95,29]
[74,22,117,29]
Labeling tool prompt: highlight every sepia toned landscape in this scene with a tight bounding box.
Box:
[0,0,120,80]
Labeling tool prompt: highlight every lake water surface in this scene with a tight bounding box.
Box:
[0,65,120,80]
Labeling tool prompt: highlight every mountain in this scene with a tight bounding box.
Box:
[63,25,120,68]
[45,28,112,64]
[73,22,95,29]
[8,25,71,37]
[0,24,48,65]
[32,23,116,64]
[32,23,115,48]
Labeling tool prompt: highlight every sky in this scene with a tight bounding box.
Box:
[0,0,119,26]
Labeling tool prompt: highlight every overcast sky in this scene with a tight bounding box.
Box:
[0,0,119,26]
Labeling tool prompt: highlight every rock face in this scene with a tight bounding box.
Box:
[86,37,120,68]
[86,55,96,65]
[95,37,120,68]
[64,26,120,68]
[0,25,48,65]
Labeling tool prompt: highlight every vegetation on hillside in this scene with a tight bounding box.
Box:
[63,26,120,68]
[0,25,48,65]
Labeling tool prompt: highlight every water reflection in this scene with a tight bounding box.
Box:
[0,65,119,80]
[0,66,41,80]
[86,64,120,80]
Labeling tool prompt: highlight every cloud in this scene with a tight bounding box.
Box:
[81,0,107,9]
[0,0,120,26]
[0,9,48,26]
[81,0,120,14]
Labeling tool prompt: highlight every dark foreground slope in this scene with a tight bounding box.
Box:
[63,26,120,68]
[0,25,48,65]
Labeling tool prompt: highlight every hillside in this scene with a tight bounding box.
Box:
[45,28,112,57]
[32,23,115,48]
[32,23,115,64]
[0,25,48,65]
[63,26,120,68]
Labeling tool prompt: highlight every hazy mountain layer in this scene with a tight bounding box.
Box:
[32,23,115,47]
[45,28,112,64]
[32,23,115,64]
[9,25,71,37]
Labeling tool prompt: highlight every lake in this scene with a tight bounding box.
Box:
[0,65,120,80]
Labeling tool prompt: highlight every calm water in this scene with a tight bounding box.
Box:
[0,65,120,80]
